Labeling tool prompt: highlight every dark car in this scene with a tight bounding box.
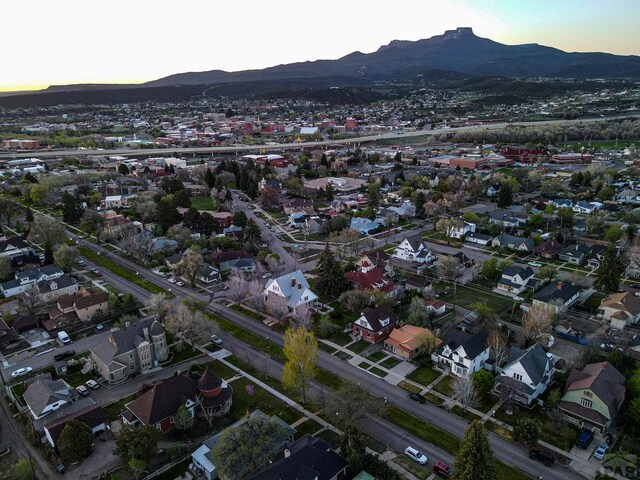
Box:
[576,430,594,449]
[408,393,426,403]
[629,283,640,289]
[529,449,555,467]
[432,462,452,477]
[54,350,76,361]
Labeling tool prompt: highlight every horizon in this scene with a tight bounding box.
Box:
[2,0,640,93]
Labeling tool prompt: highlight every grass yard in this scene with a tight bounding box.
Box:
[64,370,95,388]
[294,418,323,439]
[485,420,513,441]
[451,405,482,422]
[407,365,442,386]
[210,314,285,361]
[334,351,353,361]
[369,367,388,378]
[328,332,353,346]
[230,304,264,321]
[318,343,338,354]
[229,377,301,425]
[367,351,387,362]
[398,380,422,394]
[79,247,167,295]
[380,357,401,369]
[358,361,372,370]
[316,368,343,390]
[104,394,137,421]
[346,340,369,354]
[194,361,238,381]
[441,284,517,315]
[433,376,454,397]
[165,345,203,366]
[0,443,19,480]
[154,459,190,480]
[191,196,216,211]
[393,455,431,480]
[316,429,343,449]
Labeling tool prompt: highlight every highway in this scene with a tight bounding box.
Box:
[2,113,639,160]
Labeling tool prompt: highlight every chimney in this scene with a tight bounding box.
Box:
[556,282,563,290]
[291,277,296,288]
[125,321,131,328]
[284,449,291,459]
[298,283,302,290]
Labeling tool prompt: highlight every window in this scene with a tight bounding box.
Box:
[170,416,174,424]
[513,372,523,381]
[581,398,593,408]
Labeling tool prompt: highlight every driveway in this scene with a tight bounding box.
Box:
[67,430,118,480]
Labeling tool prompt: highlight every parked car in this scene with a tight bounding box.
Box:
[86,379,100,390]
[432,462,452,478]
[54,350,76,361]
[594,444,609,460]
[94,323,105,331]
[408,393,426,404]
[528,261,543,267]
[168,277,177,284]
[90,268,99,274]
[629,283,640,289]
[529,448,555,467]
[576,430,594,449]
[404,446,428,465]
[635,291,640,297]
[11,367,32,378]
[210,334,223,345]
[94,270,102,277]
[176,281,185,287]
[261,273,272,279]
[76,385,90,397]
[77,259,86,266]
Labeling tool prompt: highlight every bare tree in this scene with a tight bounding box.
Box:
[326,382,382,429]
[488,329,509,371]
[244,279,265,313]
[436,255,461,307]
[265,294,289,324]
[165,303,218,348]
[19,285,44,314]
[435,218,464,245]
[226,268,249,303]
[144,293,172,321]
[290,305,314,330]
[131,196,157,229]
[176,251,204,286]
[522,304,554,344]
[118,228,155,264]
[452,375,479,413]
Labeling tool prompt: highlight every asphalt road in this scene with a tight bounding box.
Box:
[3,113,639,160]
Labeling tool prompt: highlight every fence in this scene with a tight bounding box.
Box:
[141,452,193,480]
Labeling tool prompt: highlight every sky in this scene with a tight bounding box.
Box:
[2,0,639,92]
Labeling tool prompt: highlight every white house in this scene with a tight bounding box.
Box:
[465,232,493,246]
[599,291,640,330]
[23,377,75,420]
[264,270,319,314]
[449,221,476,239]
[573,201,602,214]
[497,265,535,296]
[432,330,490,378]
[392,234,435,264]
[494,343,555,405]
[0,265,64,298]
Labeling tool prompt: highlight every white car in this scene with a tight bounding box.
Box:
[11,367,33,378]
[210,334,223,345]
[528,261,543,267]
[86,379,100,390]
[635,291,640,297]
[76,385,90,397]
[176,281,185,287]
[168,277,177,284]
[404,446,428,465]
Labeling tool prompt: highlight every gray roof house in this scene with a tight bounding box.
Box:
[0,265,64,298]
[558,244,591,265]
[497,265,536,296]
[264,270,319,314]
[494,343,555,405]
[532,281,582,313]
[491,233,535,252]
[23,375,76,420]
[432,330,490,378]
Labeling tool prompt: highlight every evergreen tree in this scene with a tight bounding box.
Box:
[182,207,201,230]
[454,421,497,480]
[62,192,84,224]
[325,183,335,201]
[173,189,191,208]
[496,182,513,209]
[315,245,347,298]
[594,246,624,293]
[204,169,216,188]
[156,197,181,233]
[118,163,130,175]
[199,212,215,236]
[233,211,247,228]
[243,218,262,245]
[58,419,94,463]
[414,192,426,218]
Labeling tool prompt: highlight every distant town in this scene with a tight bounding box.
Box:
[0,80,640,480]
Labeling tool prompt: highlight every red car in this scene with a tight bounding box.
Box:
[432,462,452,478]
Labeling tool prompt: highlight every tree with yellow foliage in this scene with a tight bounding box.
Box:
[282,327,318,404]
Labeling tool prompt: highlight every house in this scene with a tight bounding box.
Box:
[264,271,319,314]
[452,251,474,268]
[352,305,400,344]
[212,251,256,273]
[198,264,220,284]
[350,217,383,235]
[449,221,476,239]
[0,235,30,258]
[90,317,168,385]
[491,233,535,252]
[246,434,347,480]
[288,211,309,229]
[23,375,75,420]
[384,325,441,361]
[27,275,79,304]
[43,405,108,448]
[0,319,19,346]
[393,234,436,264]
[599,291,640,330]
[283,198,314,215]
[558,244,591,265]
[465,232,493,246]
[345,257,397,295]
[586,244,607,270]
[432,330,489,377]
[494,343,555,405]
[497,265,536,296]
[151,237,179,255]
[627,256,640,279]
[532,281,581,313]
[0,265,64,298]
[424,299,446,315]
[12,314,40,334]
[404,275,433,295]
[533,238,563,259]
[123,368,232,432]
[551,199,573,209]
[49,291,110,323]
[356,251,394,278]
[488,209,520,228]
[559,362,625,432]
[258,178,281,192]
[191,409,296,480]
[573,201,601,214]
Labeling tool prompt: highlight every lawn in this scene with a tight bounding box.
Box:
[441,284,517,315]
[433,376,454,397]
[407,365,442,386]
[398,380,421,394]
[79,247,167,295]
[229,377,301,425]
[230,304,264,321]
[451,405,482,422]
[294,418,323,439]
[191,196,215,211]
[393,455,431,480]
[334,351,353,361]
[164,345,203,366]
[318,343,338,354]
[104,393,137,421]
[327,332,353,346]
[209,314,285,361]
[316,429,343,449]
[64,370,95,388]
[346,340,369,354]
[358,361,372,370]
[380,357,401,369]
[367,351,387,362]
[193,361,238,381]
[369,367,388,378]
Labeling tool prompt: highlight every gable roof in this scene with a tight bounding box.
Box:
[44,405,107,446]
[109,317,164,356]
[403,234,426,252]
[23,376,73,417]
[269,271,318,308]
[506,343,551,385]
[436,329,488,360]
[386,325,440,352]
[126,374,198,425]
[502,265,535,279]
[356,305,399,332]
[601,291,640,316]
[344,269,395,292]
[533,282,581,305]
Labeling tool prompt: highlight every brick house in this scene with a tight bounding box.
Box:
[352,305,400,344]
